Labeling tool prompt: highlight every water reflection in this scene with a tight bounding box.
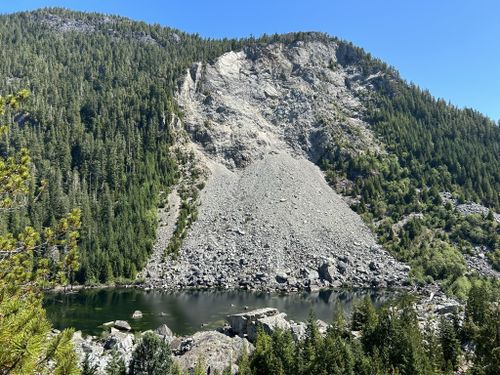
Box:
[44,288,399,336]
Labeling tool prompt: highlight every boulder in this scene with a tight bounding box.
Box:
[247,312,290,342]
[227,307,279,336]
[113,320,132,331]
[290,322,307,341]
[275,272,288,283]
[301,268,320,282]
[174,331,253,374]
[173,337,194,355]
[72,331,107,373]
[369,261,379,271]
[155,323,174,342]
[106,330,135,366]
[436,304,460,315]
[131,310,143,319]
[318,259,336,283]
[316,319,329,335]
[336,261,348,275]
[103,330,134,353]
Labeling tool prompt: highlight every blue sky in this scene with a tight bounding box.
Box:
[1,0,499,121]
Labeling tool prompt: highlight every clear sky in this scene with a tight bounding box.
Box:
[1,0,499,121]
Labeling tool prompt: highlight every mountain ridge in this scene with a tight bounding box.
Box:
[0,8,497,293]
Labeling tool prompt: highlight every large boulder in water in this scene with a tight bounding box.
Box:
[131,310,143,319]
[227,307,279,336]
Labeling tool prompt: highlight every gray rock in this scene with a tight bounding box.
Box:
[247,312,290,342]
[131,310,143,319]
[113,320,132,331]
[337,261,348,274]
[227,307,279,335]
[174,331,253,374]
[275,272,288,283]
[290,322,307,341]
[155,323,174,342]
[316,319,329,335]
[177,337,194,354]
[369,261,379,271]
[142,37,411,292]
[436,304,460,315]
[104,330,134,355]
[318,259,336,283]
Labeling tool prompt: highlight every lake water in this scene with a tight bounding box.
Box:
[45,288,399,336]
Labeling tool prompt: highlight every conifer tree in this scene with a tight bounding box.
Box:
[105,349,126,375]
[0,91,81,374]
[128,332,172,375]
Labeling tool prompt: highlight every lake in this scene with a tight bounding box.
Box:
[45,288,399,336]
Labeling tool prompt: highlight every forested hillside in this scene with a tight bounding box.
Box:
[0,8,498,290]
[0,8,242,283]
[321,45,499,296]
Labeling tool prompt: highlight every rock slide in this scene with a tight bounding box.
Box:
[143,38,409,290]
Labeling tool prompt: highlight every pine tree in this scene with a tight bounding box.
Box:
[81,354,98,375]
[237,346,253,375]
[193,359,205,375]
[0,91,81,374]
[439,317,461,371]
[105,349,126,375]
[128,332,172,375]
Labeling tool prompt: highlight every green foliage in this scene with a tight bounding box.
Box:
[0,91,81,374]
[128,332,173,375]
[322,130,498,292]
[321,44,499,291]
[165,198,198,257]
[0,9,243,283]
[193,359,206,375]
[244,299,440,375]
[81,354,98,375]
[463,281,500,375]
[439,316,461,371]
[105,349,126,375]
[243,292,499,375]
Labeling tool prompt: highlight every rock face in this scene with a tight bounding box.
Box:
[73,319,253,374]
[247,312,291,342]
[227,307,280,336]
[227,308,308,343]
[142,38,410,291]
[174,331,253,374]
[73,329,135,374]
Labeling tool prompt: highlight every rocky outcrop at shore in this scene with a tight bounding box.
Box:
[72,295,462,374]
[72,307,310,374]
[73,315,255,374]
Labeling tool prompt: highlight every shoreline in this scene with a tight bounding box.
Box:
[46,282,413,295]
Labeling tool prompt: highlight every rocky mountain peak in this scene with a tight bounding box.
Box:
[178,38,381,170]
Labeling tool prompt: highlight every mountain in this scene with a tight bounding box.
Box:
[0,8,498,296]
[141,38,410,289]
